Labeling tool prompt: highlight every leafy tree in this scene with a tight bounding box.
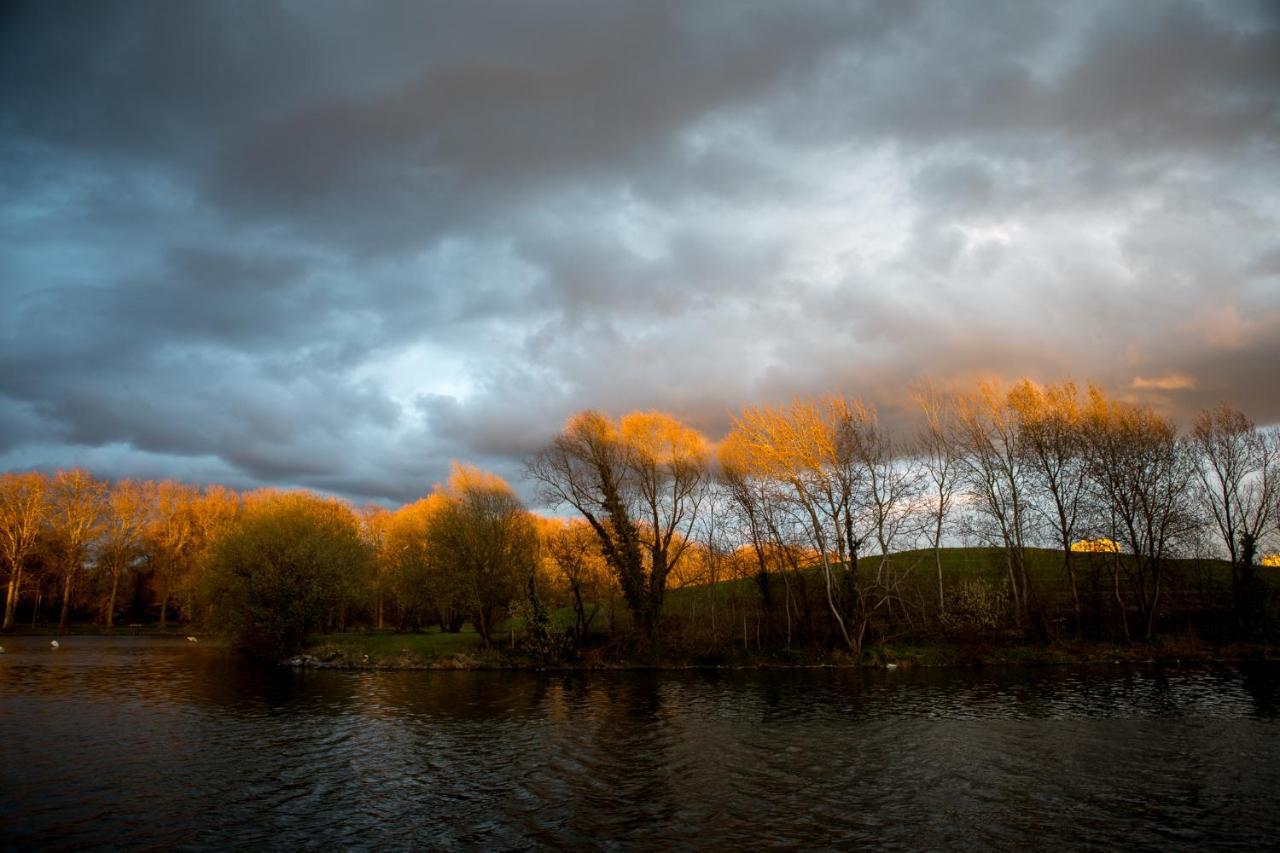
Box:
[205,490,370,659]
[146,481,200,627]
[542,518,611,645]
[47,469,107,629]
[100,480,152,628]
[427,465,537,649]
[0,471,49,630]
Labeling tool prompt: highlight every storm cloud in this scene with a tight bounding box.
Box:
[2,0,1278,505]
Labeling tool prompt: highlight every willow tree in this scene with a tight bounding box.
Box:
[384,495,460,630]
[206,490,369,659]
[528,410,710,639]
[427,464,538,649]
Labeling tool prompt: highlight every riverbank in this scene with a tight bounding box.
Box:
[2,624,199,637]
[292,631,1280,671]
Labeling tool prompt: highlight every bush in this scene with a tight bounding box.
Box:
[942,579,1009,634]
[205,491,370,660]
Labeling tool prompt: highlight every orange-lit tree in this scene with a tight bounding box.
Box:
[541,518,611,645]
[146,481,200,627]
[728,399,867,652]
[1082,390,1197,640]
[206,490,369,658]
[1010,380,1090,638]
[0,471,49,631]
[913,380,961,619]
[951,381,1038,631]
[528,410,710,640]
[99,480,153,629]
[48,469,107,629]
[426,464,538,649]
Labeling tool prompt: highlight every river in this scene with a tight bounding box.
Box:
[2,636,1278,850]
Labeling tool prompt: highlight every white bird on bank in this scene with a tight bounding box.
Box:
[50,640,60,650]
[186,636,199,643]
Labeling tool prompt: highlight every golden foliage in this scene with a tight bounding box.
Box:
[1071,537,1120,553]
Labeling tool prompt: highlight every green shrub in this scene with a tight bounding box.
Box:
[205,491,370,660]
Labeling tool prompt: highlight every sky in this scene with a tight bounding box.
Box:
[1,0,1278,507]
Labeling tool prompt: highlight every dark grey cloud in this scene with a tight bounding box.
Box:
[2,0,1278,506]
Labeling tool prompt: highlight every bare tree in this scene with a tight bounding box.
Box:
[951,381,1038,630]
[1082,389,1196,640]
[729,399,864,653]
[848,402,925,630]
[1190,403,1279,633]
[719,431,816,647]
[914,381,960,618]
[528,410,709,639]
[1010,381,1089,637]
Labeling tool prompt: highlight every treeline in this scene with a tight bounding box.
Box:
[1,378,1278,661]
[529,382,1279,656]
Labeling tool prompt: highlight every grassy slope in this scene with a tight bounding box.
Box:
[306,546,1263,669]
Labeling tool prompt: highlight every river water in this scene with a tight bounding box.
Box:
[2,637,1278,851]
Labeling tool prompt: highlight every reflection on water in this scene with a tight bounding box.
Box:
[2,637,1279,850]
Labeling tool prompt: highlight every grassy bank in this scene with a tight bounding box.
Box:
[4,623,202,637]
[300,629,1280,671]
[295,544,1278,670]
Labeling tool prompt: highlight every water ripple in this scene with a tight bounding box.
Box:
[2,638,1280,850]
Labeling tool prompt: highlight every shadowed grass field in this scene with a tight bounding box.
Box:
[303,546,1270,669]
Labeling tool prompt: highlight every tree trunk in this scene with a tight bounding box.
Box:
[158,578,169,628]
[1112,554,1130,643]
[106,566,121,628]
[935,545,945,619]
[3,567,20,630]
[1005,551,1021,625]
[1144,559,1162,641]
[60,572,74,629]
[1065,550,1082,639]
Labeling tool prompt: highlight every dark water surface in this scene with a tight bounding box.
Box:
[2,637,1279,851]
